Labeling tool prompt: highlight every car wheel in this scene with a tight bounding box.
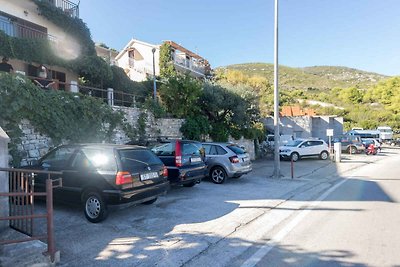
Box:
[210,167,227,184]
[83,191,108,223]
[142,197,157,205]
[290,152,300,162]
[320,151,329,160]
[347,146,357,154]
[183,181,197,187]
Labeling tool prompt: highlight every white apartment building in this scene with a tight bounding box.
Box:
[116,39,210,82]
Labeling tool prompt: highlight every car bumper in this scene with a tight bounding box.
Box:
[103,180,170,205]
[167,165,207,185]
[226,164,253,177]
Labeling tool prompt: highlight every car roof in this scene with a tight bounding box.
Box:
[59,143,148,150]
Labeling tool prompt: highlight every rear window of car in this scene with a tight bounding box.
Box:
[152,143,174,156]
[182,142,202,156]
[226,145,245,155]
[119,149,162,172]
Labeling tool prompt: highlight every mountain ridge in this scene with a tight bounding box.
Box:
[218,63,389,90]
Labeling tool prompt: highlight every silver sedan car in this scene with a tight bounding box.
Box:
[202,142,252,184]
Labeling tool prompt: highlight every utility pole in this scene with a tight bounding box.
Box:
[152,48,157,102]
[273,0,281,178]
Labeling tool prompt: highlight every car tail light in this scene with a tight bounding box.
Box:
[229,156,240,163]
[115,171,133,185]
[175,141,182,167]
[162,165,168,177]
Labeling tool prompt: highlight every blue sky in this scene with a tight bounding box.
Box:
[80,0,400,76]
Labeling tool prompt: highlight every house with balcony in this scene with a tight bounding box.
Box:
[115,39,210,82]
[0,0,81,90]
[95,43,119,66]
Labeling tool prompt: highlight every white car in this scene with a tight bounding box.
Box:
[279,139,330,162]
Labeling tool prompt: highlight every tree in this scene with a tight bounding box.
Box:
[159,75,202,117]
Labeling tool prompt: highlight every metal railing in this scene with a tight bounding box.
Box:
[25,75,140,107]
[0,17,57,42]
[47,0,80,18]
[0,167,63,263]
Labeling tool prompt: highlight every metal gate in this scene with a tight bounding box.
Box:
[0,167,62,263]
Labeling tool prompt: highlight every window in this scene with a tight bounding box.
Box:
[80,148,117,172]
[119,149,162,172]
[152,143,174,156]
[41,147,76,169]
[182,143,202,156]
[216,146,227,155]
[226,145,245,155]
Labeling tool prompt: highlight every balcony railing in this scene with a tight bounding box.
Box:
[25,75,140,107]
[129,58,153,75]
[173,56,206,75]
[0,17,57,42]
[46,0,79,18]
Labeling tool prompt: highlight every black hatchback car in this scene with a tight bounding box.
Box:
[151,140,206,187]
[30,144,169,223]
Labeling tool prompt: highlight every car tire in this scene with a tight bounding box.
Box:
[82,191,108,223]
[290,152,300,162]
[183,181,197,187]
[320,151,329,160]
[210,166,227,184]
[142,197,158,205]
[347,146,357,154]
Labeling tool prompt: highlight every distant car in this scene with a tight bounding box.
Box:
[202,142,252,184]
[279,139,329,162]
[335,138,365,154]
[390,138,400,146]
[152,140,207,187]
[29,144,170,223]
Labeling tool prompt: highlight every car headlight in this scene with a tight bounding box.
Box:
[280,149,291,153]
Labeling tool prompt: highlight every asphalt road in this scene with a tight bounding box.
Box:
[235,149,400,267]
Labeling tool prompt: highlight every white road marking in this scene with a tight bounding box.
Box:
[241,179,348,267]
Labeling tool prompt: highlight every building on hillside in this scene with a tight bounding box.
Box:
[280,105,317,116]
[95,43,119,66]
[0,0,80,90]
[115,39,210,82]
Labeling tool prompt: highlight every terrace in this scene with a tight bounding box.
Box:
[46,0,80,18]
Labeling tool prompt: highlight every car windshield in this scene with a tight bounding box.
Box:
[285,140,303,147]
[226,145,245,154]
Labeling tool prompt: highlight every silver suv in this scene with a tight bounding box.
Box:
[202,142,252,184]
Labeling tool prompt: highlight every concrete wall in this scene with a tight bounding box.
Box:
[263,115,343,141]
[0,127,10,231]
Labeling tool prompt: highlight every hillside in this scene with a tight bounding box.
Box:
[218,63,388,90]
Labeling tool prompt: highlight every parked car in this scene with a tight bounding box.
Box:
[202,142,252,184]
[279,139,330,162]
[29,144,169,223]
[151,140,206,187]
[390,138,400,146]
[334,138,365,154]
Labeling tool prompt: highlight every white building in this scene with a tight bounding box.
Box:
[115,39,210,82]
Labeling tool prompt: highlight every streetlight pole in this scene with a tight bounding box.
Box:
[151,47,157,102]
[273,0,281,178]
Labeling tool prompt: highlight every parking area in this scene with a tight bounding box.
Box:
[3,147,398,266]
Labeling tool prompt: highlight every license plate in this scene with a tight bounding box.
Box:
[140,172,159,181]
[190,157,202,163]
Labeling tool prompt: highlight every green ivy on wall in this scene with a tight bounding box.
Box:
[0,74,126,166]
[159,42,176,79]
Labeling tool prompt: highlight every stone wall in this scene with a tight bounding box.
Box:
[15,107,255,165]
[18,119,54,166]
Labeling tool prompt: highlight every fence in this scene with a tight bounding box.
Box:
[0,167,62,263]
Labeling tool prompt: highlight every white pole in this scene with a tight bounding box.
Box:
[273,0,281,178]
